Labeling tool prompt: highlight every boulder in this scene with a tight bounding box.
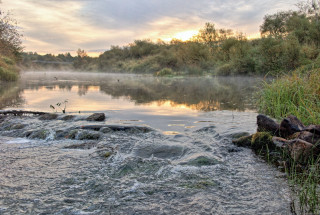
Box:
[257,114,279,135]
[286,139,317,164]
[86,113,106,121]
[279,115,305,138]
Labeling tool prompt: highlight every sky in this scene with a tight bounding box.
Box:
[1,0,301,56]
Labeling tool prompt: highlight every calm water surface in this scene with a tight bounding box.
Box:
[0,72,295,214]
[1,71,262,133]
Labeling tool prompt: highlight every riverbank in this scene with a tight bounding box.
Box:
[0,55,19,81]
[255,69,320,214]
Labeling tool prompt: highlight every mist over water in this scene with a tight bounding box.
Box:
[0,72,293,214]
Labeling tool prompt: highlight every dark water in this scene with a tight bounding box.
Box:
[0,72,294,214]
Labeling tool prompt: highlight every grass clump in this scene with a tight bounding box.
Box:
[258,68,320,214]
[258,69,320,125]
[286,157,320,214]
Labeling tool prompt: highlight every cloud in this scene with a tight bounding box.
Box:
[2,0,300,55]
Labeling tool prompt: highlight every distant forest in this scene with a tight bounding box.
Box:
[20,2,320,76]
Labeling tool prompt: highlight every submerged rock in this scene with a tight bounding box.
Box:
[86,113,106,121]
[232,135,252,147]
[134,144,187,159]
[230,132,250,139]
[183,156,220,166]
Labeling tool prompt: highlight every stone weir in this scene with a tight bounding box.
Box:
[232,114,320,170]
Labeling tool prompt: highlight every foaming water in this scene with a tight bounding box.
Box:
[0,72,293,214]
[0,111,292,214]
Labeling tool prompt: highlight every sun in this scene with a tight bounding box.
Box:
[172,30,198,41]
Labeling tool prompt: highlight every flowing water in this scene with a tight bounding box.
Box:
[0,72,293,214]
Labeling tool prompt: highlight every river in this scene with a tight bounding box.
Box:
[0,71,293,214]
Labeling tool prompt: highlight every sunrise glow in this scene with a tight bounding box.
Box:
[172,30,198,41]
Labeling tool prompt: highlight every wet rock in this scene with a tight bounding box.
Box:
[257,114,279,135]
[251,132,274,151]
[39,113,58,120]
[11,123,25,130]
[64,141,97,150]
[232,135,252,147]
[76,130,101,140]
[105,125,153,133]
[1,123,25,131]
[27,129,51,139]
[99,127,112,133]
[61,115,75,121]
[286,139,317,164]
[66,129,79,139]
[55,130,70,139]
[86,113,105,121]
[280,115,305,138]
[81,125,153,133]
[183,156,220,166]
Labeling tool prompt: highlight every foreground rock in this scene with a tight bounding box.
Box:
[86,113,106,121]
[233,114,320,168]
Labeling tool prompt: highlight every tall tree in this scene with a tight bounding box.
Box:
[0,9,23,58]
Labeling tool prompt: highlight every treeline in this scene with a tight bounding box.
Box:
[22,2,320,76]
[0,9,22,81]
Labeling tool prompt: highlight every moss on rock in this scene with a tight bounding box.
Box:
[251,132,274,151]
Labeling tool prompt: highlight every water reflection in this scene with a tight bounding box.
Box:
[1,71,264,112]
[0,82,24,109]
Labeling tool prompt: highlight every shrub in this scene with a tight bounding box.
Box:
[156,68,174,76]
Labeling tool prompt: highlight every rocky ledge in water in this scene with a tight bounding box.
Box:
[232,114,320,170]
